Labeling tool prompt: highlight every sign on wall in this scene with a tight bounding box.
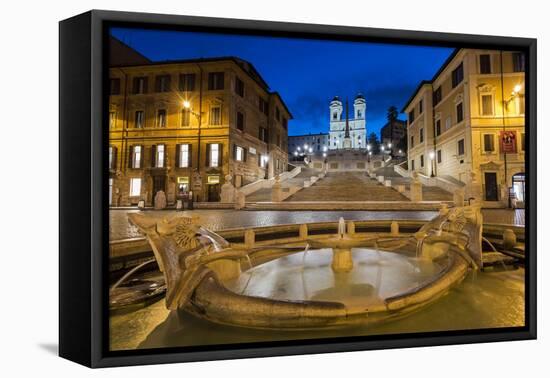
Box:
[500,131,517,153]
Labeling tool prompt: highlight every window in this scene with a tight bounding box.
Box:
[419,99,423,114]
[154,145,165,168]
[109,112,116,128]
[458,139,465,156]
[479,54,491,74]
[179,73,195,91]
[452,62,464,88]
[420,155,424,167]
[208,143,220,167]
[513,53,525,72]
[236,111,245,131]
[445,116,452,130]
[234,145,245,162]
[275,107,281,121]
[108,146,116,169]
[210,107,221,125]
[259,127,268,143]
[521,133,526,151]
[135,111,144,128]
[110,78,120,95]
[155,75,171,92]
[208,72,224,90]
[456,102,464,123]
[483,134,495,152]
[410,135,414,148]
[333,112,338,120]
[435,119,441,136]
[420,128,424,143]
[411,159,415,171]
[181,108,190,127]
[481,94,494,116]
[516,94,525,115]
[157,109,167,128]
[260,155,268,168]
[131,145,142,168]
[129,178,141,197]
[282,118,288,129]
[132,77,147,94]
[235,77,245,97]
[433,87,442,105]
[259,97,269,115]
[408,109,415,124]
[437,150,442,163]
[178,144,191,168]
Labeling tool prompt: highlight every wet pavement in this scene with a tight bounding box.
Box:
[110,208,525,241]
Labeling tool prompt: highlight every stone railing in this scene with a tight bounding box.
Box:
[393,160,410,177]
[239,165,301,196]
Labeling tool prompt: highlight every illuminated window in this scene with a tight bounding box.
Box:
[157,109,166,127]
[135,111,144,128]
[131,145,142,168]
[109,112,116,128]
[129,178,141,197]
[155,145,165,168]
[210,107,221,125]
[209,143,220,167]
[483,134,495,152]
[179,144,190,168]
[481,94,494,116]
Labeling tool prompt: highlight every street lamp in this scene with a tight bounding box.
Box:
[429,151,436,177]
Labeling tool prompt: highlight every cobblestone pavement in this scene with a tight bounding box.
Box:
[109,208,525,241]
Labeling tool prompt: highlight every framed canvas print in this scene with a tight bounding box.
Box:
[59,10,536,368]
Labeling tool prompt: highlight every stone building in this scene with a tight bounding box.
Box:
[380,118,407,154]
[329,94,367,149]
[288,133,329,156]
[108,38,291,206]
[402,48,526,207]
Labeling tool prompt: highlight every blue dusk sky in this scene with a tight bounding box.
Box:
[110,27,454,137]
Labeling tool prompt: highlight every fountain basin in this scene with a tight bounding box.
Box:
[127,206,484,331]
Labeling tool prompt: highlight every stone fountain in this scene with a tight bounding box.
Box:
[128,205,484,330]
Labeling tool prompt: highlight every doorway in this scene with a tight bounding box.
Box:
[484,172,498,201]
[153,175,166,204]
[512,173,525,205]
[207,184,220,202]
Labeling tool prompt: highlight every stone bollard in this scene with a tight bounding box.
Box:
[304,180,311,188]
[244,229,255,249]
[220,174,236,203]
[272,176,283,202]
[377,176,385,183]
[410,181,423,202]
[390,221,399,236]
[347,221,355,235]
[396,184,406,193]
[235,191,245,209]
[503,229,517,249]
[453,188,465,207]
[384,180,392,187]
[310,176,317,184]
[370,173,377,179]
[299,224,308,240]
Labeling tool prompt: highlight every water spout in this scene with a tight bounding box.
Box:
[338,217,346,238]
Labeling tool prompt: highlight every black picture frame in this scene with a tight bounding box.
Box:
[59,9,537,368]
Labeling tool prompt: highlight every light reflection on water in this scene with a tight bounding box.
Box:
[110,265,525,351]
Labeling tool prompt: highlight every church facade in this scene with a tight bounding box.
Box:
[328,94,367,150]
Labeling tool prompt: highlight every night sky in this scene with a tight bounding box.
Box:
[111,27,454,137]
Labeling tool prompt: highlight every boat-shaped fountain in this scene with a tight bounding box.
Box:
[127,205,484,330]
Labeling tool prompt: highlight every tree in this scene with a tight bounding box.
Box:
[368,132,380,154]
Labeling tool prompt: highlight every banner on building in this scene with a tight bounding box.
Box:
[500,131,517,153]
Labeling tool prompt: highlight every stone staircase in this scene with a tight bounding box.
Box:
[285,172,409,202]
[245,167,319,202]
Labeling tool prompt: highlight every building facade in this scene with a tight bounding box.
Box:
[288,133,329,156]
[381,119,407,151]
[108,45,291,206]
[403,49,526,207]
[329,95,367,150]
